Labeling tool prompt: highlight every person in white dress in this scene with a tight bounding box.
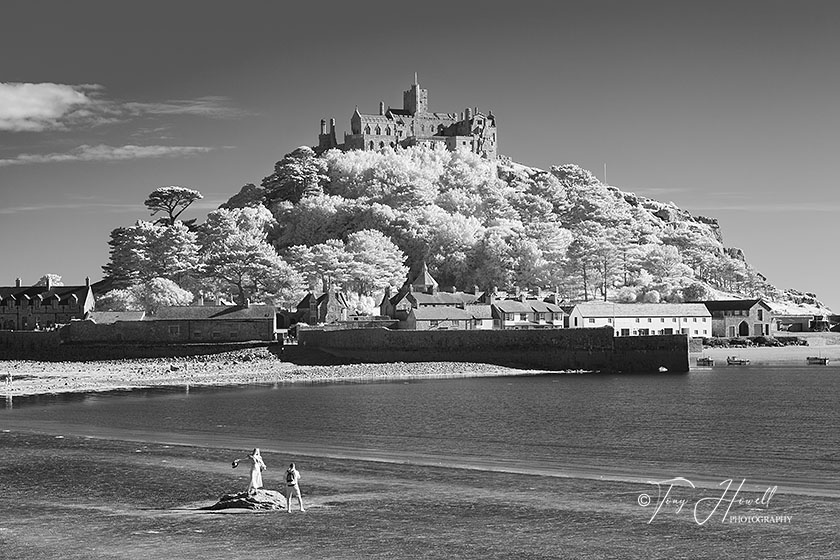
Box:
[232,448,267,495]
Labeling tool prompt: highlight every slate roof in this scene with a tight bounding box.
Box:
[149,305,275,321]
[88,311,145,324]
[492,299,533,313]
[464,304,493,319]
[410,291,480,306]
[572,303,711,318]
[703,299,769,312]
[527,300,564,314]
[410,307,474,321]
[0,285,92,305]
[410,262,438,291]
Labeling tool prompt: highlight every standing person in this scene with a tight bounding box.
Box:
[284,463,305,512]
[232,448,267,495]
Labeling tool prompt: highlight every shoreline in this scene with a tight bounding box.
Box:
[0,348,543,398]
[3,340,839,398]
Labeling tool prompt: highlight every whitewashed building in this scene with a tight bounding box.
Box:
[568,303,712,337]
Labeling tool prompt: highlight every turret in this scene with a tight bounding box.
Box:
[379,101,385,115]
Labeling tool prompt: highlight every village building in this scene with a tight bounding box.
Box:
[88,311,146,323]
[147,304,277,342]
[568,302,712,337]
[0,277,95,330]
[60,304,277,344]
[296,291,350,325]
[702,299,772,337]
[380,262,564,330]
[316,76,497,160]
[405,306,475,331]
[491,296,565,330]
[379,262,483,321]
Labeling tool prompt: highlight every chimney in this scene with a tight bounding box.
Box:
[46,276,52,290]
[85,276,90,287]
[320,119,327,134]
[379,101,385,115]
[464,107,472,120]
[329,118,336,133]
[15,278,21,288]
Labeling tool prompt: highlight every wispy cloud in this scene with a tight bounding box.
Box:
[124,97,253,119]
[0,144,215,167]
[0,82,251,133]
[0,202,143,215]
[0,197,230,215]
[0,82,105,132]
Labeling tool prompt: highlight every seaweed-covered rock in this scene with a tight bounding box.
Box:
[204,489,287,511]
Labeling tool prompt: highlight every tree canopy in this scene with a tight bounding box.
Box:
[144,186,203,225]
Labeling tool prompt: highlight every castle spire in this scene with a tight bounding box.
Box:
[414,72,418,85]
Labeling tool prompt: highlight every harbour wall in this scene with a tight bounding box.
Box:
[297,327,690,373]
[0,330,271,361]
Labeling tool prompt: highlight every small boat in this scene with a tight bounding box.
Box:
[726,356,750,366]
[806,356,830,365]
[696,357,714,367]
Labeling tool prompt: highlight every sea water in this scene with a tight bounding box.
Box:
[2,366,837,496]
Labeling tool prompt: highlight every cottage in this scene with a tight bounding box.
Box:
[146,304,277,342]
[568,302,712,337]
[380,262,482,321]
[464,304,494,330]
[703,299,772,337]
[489,296,565,330]
[405,306,475,330]
[0,277,95,330]
[296,291,350,325]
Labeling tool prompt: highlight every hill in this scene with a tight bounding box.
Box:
[223,145,831,313]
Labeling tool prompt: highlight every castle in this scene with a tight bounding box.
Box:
[316,75,497,160]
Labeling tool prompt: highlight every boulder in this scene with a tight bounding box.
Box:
[203,488,287,511]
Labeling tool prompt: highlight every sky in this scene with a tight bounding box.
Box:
[1,0,838,310]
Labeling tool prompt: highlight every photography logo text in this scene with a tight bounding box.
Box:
[637,477,792,525]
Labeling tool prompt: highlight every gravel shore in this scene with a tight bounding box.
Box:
[0,347,534,397]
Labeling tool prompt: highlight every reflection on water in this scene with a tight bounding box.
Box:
[2,368,838,494]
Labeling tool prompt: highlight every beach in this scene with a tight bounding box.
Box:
[2,346,839,559]
[0,348,531,398]
[1,431,837,560]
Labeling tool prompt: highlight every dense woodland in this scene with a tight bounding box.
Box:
[99,145,803,314]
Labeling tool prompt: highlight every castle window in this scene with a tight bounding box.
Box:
[420,124,425,132]
[369,141,374,150]
[375,126,381,135]
[379,141,385,148]
[364,125,371,134]
[385,126,391,135]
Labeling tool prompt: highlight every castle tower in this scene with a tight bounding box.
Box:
[403,73,428,115]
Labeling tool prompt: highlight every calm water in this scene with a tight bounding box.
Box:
[2,367,838,495]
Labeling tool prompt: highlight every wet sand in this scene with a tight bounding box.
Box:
[1,431,836,559]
